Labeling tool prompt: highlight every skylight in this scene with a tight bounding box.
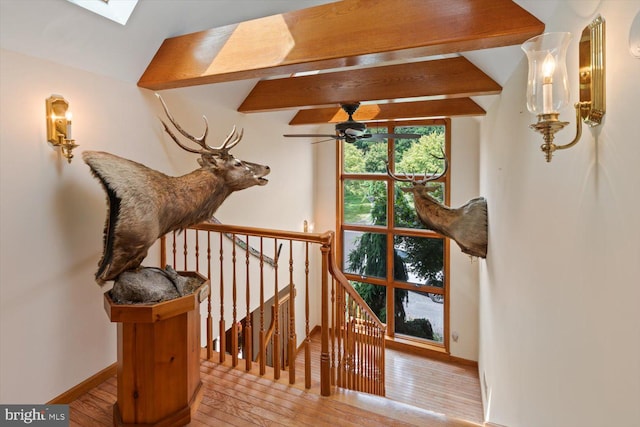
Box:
[65,0,138,25]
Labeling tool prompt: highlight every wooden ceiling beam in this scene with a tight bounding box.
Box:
[137,0,543,90]
[238,57,501,112]
[289,99,486,125]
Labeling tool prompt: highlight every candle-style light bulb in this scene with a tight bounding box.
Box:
[65,112,73,139]
[542,53,555,114]
[542,54,556,80]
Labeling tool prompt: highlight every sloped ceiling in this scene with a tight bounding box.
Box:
[0,0,337,85]
[137,0,545,125]
[0,0,557,126]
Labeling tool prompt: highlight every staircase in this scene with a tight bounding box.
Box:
[161,221,387,397]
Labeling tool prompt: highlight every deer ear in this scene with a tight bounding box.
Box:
[198,154,222,169]
[425,184,440,193]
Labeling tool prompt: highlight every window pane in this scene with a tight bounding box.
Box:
[340,121,449,349]
[393,182,445,229]
[343,134,388,174]
[395,288,444,343]
[350,281,387,323]
[343,230,387,280]
[343,180,387,226]
[393,235,444,286]
[394,125,446,175]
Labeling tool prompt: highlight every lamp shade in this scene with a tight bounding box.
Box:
[522,32,572,114]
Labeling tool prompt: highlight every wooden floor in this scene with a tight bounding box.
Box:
[385,348,484,423]
[69,361,482,427]
[69,338,484,426]
[291,332,484,424]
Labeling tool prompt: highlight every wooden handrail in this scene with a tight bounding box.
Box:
[190,222,332,245]
[262,293,290,354]
[325,233,386,331]
[161,222,386,398]
[263,306,277,350]
[191,221,384,330]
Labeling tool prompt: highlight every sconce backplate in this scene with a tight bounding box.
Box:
[579,15,605,126]
[46,95,69,144]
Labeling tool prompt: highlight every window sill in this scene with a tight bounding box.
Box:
[386,335,447,357]
[385,336,477,366]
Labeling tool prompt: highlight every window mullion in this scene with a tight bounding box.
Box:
[386,132,395,337]
[338,120,449,348]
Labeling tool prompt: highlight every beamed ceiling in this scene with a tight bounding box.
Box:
[137,0,544,125]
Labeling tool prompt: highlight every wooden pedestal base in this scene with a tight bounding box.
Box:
[104,272,209,427]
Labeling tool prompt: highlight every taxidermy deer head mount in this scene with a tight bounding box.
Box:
[386,154,487,258]
[84,95,270,284]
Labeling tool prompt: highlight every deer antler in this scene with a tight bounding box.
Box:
[386,149,449,185]
[156,93,242,158]
[220,126,243,151]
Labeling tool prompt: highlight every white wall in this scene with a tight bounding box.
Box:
[478,2,640,426]
[450,117,481,361]
[0,48,316,403]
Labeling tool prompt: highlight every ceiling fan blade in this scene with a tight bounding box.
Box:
[359,134,384,141]
[283,134,340,139]
[311,138,338,144]
[370,133,422,139]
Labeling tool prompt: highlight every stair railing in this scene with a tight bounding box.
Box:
[160,222,386,396]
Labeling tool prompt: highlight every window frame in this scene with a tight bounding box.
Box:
[336,118,451,351]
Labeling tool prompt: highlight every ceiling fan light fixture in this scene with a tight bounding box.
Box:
[283,102,421,143]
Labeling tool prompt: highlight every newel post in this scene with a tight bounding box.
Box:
[320,242,331,396]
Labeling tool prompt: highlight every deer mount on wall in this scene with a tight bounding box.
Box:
[387,154,488,258]
[84,95,270,284]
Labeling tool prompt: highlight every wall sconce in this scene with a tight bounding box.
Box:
[303,220,314,233]
[46,95,78,163]
[522,15,606,162]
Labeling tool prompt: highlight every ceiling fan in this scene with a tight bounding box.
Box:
[283,102,421,143]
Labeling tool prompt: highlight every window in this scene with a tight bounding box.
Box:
[338,120,450,348]
[65,0,138,25]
